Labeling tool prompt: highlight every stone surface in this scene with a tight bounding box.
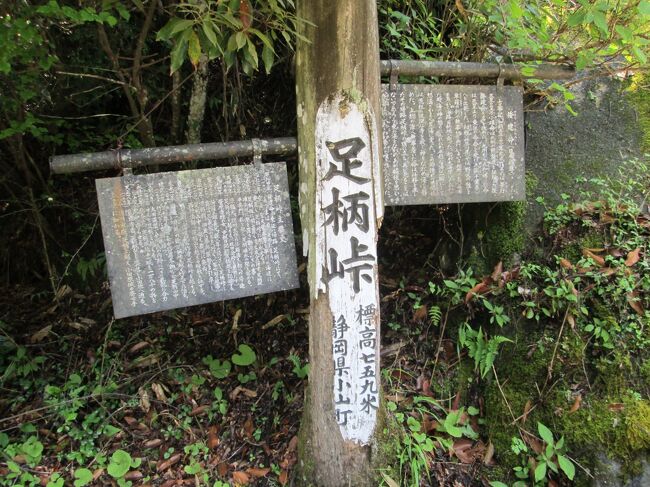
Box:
[381,84,525,205]
[96,163,299,319]
[592,453,650,487]
[524,75,644,230]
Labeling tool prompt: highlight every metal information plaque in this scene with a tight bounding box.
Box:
[381,84,525,205]
[97,163,299,319]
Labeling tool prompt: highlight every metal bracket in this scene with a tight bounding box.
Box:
[251,138,263,168]
[389,60,399,91]
[496,63,505,91]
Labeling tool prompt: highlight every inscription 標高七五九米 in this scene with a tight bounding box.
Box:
[315,94,382,445]
[96,163,299,319]
[381,84,525,206]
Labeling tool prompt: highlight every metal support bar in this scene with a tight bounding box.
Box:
[379,60,575,80]
[49,137,298,174]
[50,60,576,175]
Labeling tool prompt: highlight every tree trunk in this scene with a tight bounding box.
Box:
[185,56,210,144]
[295,2,386,485]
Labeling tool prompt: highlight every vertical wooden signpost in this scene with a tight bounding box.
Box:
[295,1,385,485]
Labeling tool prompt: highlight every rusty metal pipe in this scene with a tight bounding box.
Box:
[49,137,298,174]
[380,60,575,80]
[50,61,575,175]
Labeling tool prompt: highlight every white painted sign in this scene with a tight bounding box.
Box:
[315,93,382,445]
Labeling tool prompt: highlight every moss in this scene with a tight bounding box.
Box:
[558,230,606,264]
[482,172,538,267]
[625,400,650,451]
[371,399,404,482]
[626,73,650,152]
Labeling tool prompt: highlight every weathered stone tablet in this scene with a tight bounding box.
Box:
[382,84,525,205]
[96,163,299,319]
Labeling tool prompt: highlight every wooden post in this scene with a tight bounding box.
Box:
[295,1,385,485]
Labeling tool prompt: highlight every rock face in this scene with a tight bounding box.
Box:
[524,75,644,232]
[592,453,650,487]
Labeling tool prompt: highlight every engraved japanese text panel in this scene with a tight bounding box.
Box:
[97,163,299,319]
[382,84,525,205]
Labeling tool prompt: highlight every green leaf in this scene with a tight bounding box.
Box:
[592,11,608,36]
[232,344,256,366]
[157,18,194,41]
[235,31,247,50]
[170,39,188,74]
[207,358,231,379]
[262,43,274,74]
[639,1,650,15]
[73,468,93,487]
[103,424,121,437]
[632,46,648,64]
[567,11,585,27]
[201,22,218,47]
[537,422,554,445]
[188,31,202,67]
[534,461,547,482]
[46,472,65,487]
[557,454,576,480]
[107,449,133,478]
[489,482,509,487]
[615,25,633,42]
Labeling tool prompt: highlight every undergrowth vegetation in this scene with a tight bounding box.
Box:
[378,159,650,486]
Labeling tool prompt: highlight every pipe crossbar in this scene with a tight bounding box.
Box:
[50,60,575,175]
[379,60,575,80]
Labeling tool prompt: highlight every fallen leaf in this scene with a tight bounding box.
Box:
[483,441,495,465]
[522,400,532,424]
[569,394,582,414]
[380,471,400,487]
[491,261,503,282]
[627,292,645,316]
[246,467,270,478]
[124,471,143,481]
[151,383,167,402]
[262,314,285,330]
[567,313,576,330]
[232,470,250,485]
[451,438,474,463]
[123,416,138,427]
[522,431,543,455]
[156,453,181,472]
[278,470,288,486]
[129,341,150,354]
[608,403,625,412]
[465,281,489,304]
[208,425,220,449]
[559,258,574,270]
[30,325,52,343]
[582,249,605,267]
[625,248,641,267]
[189,405,208,417]
[217,462,229,477]
[600,267,617,277]
[244,417,254,439]
[143,438,162,449]
[287,435,299,453]
[232,309,242,329]
[230,386,257,400]
[413,305,428,323]
[138,387,151,413]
